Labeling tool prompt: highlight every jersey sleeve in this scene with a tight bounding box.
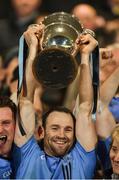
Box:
[12,136,41,176]
[0,157,12,179]
[71,141,96,178]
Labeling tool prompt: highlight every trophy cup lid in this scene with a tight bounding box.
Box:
[43,12,84,36]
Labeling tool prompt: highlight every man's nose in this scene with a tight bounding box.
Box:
[58,129,65,138]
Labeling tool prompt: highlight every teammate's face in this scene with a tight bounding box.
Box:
[0,107,15,157]
[110,139,119,175]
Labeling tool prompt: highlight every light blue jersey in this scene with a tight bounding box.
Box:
[0,157,12,179]
[13,136,96,179]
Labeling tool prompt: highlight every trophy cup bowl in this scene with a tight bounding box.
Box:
[32,12,83,89]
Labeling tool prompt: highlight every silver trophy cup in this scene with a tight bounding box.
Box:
[32,12,84,89]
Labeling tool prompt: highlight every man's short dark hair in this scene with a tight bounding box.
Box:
[0,96,17,120]
[42,106,76,128]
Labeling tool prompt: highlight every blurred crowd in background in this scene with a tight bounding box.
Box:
[0,1,119,178]
[0,0,119,136]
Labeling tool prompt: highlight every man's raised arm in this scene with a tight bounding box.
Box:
[74,34,98,151]
[96,67,119,139]
[14,24,44,146]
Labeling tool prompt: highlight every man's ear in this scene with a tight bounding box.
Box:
[38,126,44,138]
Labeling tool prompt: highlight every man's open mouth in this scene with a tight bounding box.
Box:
[0,135,7,145]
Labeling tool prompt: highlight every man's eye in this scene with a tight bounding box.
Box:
[3,121,11,125]
[51,127,58,130]
[65,128,72,132]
